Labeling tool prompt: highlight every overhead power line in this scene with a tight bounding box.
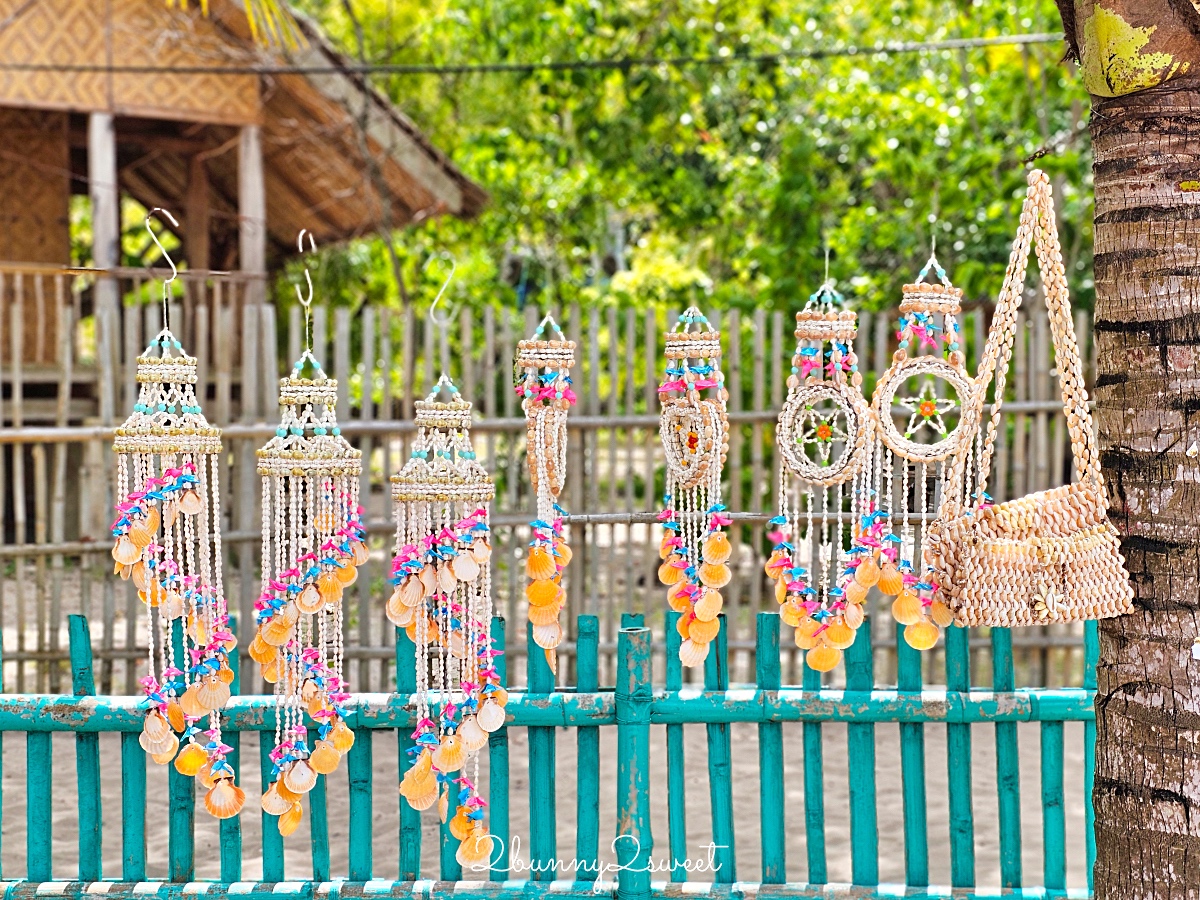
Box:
[0,32,1061,77]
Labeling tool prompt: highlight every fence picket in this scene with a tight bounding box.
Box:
[846,617,878,885]
[704,615,735,883]
[120,730,147,881]
[396,627,421,880]
[664,609,687,883]
[575,615,601,880]
[487,616,509,882]
[756,613,785,883]
[615,626,652,900]
[993,626,1022,888]
[526,620,557,881]
[1084,619,1099,892]
[26,730,52,880]
[69,615,102,880]
[260,732,285,879]
[347,725,374,880]
[945,625,975,886]
[1041,720,1067,891]
[802,657,826,884]
[221,618,243,882]
[307,777,331,883]
[896,621,928,887]
[168,621,195,882]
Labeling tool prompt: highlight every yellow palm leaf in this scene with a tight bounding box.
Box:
[164,0,303,49]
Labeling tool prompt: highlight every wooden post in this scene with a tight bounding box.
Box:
[186,155,211,271]
[89,112,119,427]
[238,125,267,305]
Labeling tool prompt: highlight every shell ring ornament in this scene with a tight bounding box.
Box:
[661,396,724,491]
[777,380,871,487]
[872,354,973,462]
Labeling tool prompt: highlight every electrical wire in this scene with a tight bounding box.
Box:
[0,32,1061,77]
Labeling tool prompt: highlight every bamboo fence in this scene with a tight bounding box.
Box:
[0,264,1092,693]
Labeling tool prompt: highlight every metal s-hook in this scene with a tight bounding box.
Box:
[426,254,458,327]
[425,254,457,384]
[145,208,180,337]
[295,229,317,360]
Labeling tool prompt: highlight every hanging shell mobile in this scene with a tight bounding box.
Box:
[119,336,239,815]
[118,213,240,819]
[657,307,732,668]
[254,348,364,836]
[769,280,872,672]
[391,377,505,867]
[516,316,576,675]
[837,253,971,655]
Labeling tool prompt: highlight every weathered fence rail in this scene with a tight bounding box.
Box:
[0,611,1095,897]
[0,264,1094,693]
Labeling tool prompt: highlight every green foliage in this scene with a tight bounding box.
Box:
[286,0,1092,315]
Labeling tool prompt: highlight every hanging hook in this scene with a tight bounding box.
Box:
[426,254,458,328]
[145,208,179,338]
[294,229,318,365]
[295,229,316,308]
[425,254,457,386]
[824,245,831,285]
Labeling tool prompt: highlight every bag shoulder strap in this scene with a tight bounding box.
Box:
[940,170,1102,518]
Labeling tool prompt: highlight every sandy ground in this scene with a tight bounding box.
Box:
[0,720,1088,890]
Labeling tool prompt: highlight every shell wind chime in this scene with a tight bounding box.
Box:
[253,235,364,836]
[391,373,505,867]
[516,316,576,675]
[657,307,732,668]
[837,252,970,656]
[769,280,872,672]
[118,211,241,819]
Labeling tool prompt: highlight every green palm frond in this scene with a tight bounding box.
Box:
[165,0,304,50]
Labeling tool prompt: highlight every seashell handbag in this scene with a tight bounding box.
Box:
[924,170,1134,628]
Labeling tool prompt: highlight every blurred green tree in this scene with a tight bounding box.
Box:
[284,0,1091,316]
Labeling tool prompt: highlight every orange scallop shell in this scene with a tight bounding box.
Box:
[526,578,561,607]
[805,645,842,672]
[525,546,557,581]
[678,638,710,668]
[904,620,941,651]
[278,801,303,837]
[204,779,246,820]
[854,556,880,588]
[878,563,904,596]
[698,562,731,589]
[891,589,923,626]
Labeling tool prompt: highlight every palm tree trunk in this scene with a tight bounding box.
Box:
[1055,3,1200,896]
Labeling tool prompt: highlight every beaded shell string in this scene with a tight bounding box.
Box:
[391,376,503,867]
[769,280,872,672]
[516,315,577,674]
[253,271,365,837]
[836,252,972,660]
[657,307,731,669]
[119,211,241,819]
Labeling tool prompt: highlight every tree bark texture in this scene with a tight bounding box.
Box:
[1058,2,1200,897]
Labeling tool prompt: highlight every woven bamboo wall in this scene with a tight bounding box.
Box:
[0,0,259,124]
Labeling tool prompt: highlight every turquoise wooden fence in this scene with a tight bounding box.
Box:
[0,612,1095,899]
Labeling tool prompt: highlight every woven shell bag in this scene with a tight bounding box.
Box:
[924,170,1134,628]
